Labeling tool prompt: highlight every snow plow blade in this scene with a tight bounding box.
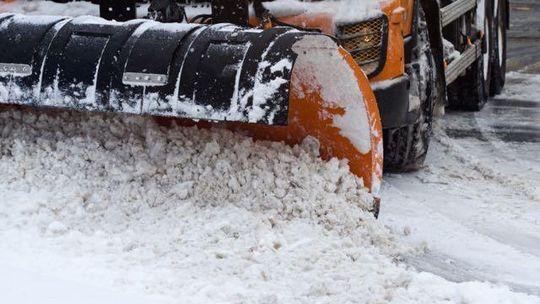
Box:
[0,13,382,193]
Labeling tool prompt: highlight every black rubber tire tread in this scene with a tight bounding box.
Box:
[383,8,437,172]
[490,0,507,96]
[447,0,492,112]
[447,56,487,111]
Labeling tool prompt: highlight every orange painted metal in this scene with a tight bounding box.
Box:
[276,13,336,34]
[371,0,405,82]
[400,0,416,37]
[0,0,14,14]
[254,0,409,83]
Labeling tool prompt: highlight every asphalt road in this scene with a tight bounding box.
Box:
[507,0,540,73]
[381,0,540,295]
[445,0,540,144]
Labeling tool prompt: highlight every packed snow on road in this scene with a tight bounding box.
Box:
[1,1,540,304]
[381,71,540,296]
[1,99,538,304]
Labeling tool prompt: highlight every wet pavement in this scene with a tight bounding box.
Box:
[381,1,540,295]
[445,0,540,144]
[507,0,540,73]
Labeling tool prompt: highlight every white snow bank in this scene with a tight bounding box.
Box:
[0,263,168,304]
[0,108,379,303]
[1,108,539,303]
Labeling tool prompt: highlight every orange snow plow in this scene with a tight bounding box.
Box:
[223,46,382,193]
[0,2,383,193]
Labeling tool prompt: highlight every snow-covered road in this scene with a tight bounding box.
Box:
[3,102,537,304]
[2,75,539,303]
[381,72,540,295]
[380,1,540,294]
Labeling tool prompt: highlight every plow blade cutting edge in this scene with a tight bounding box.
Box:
[0,13,383,193]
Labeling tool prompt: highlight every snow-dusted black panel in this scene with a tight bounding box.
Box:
[0,14,307,125]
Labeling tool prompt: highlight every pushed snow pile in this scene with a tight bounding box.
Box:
[1,108,539,304]
[0,109,377,232]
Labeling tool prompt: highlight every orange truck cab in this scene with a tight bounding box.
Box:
[256,0,418,131]
[249,0,456,172]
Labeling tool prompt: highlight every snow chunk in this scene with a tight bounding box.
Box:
[47,221,68,235]
[0,94,537,304]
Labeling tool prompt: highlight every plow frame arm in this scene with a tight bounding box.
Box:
[48,0,253,24]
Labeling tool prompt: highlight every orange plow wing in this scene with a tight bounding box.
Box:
[203,37,383,194]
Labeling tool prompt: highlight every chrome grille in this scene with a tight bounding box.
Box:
[337,16,387,77]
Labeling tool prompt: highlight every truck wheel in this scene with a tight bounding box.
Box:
[447,0,493,111]
[490,0,507,95]
[447,52,487,111]
[383,9,437,171]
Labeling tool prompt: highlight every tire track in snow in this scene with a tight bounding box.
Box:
[434,126,539,202]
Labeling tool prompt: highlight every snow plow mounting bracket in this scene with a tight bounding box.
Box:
[440,0,477,27]
[97,0,137,21]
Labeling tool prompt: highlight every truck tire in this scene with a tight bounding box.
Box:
[447,53,487,111]
[490,0,507,95]
[447,0,493,111]
[383,9,437,171]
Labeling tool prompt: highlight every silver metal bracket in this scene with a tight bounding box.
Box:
[0,63,32,77]
[122,72,168,87]
[445,39,483,84]
[441,0,477,27]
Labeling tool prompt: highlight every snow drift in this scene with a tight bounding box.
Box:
[0,108,538,303]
